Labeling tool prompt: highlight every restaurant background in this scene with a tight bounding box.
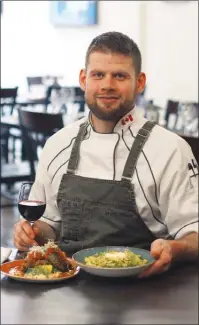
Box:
[1,0,198,107]
[0,1,198,215]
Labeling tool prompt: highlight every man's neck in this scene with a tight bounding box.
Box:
[90,113,117,133]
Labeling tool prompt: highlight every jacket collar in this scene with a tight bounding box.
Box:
[114,107,136,133]
[88,106,140,135]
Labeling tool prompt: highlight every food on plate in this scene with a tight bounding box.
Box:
[9,241,76,279]
[84,249,148,268]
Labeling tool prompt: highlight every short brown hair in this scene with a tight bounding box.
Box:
[85,31,142,75]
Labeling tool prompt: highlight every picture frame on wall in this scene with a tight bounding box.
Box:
[50,1,98,26]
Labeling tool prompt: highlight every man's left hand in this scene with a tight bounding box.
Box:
[138,238,172,278]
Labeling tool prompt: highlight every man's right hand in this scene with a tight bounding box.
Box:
[13,220,40,251]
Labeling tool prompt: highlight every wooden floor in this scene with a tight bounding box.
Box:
[1,206,19,248]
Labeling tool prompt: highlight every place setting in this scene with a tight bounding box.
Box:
[0,181,80,284]
[1,245,155,283]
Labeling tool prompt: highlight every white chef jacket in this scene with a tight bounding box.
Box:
[29,107,198,240]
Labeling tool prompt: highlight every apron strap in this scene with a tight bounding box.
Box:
[66,121,89,175]
[122,121,156,181]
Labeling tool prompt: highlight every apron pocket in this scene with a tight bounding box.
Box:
[60,198,83,241]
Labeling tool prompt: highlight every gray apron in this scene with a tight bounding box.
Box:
[57,120,157,254]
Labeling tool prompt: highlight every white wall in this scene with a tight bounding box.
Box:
[144,1,198,107]
[1,1,198,105]
[1,1,140,91]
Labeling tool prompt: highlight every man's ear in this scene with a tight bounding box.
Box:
[136,72,146,94]
[79,69,86,91]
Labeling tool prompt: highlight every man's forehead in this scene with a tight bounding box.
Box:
[87,51,134,69]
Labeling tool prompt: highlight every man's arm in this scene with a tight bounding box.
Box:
[140,136,198,278]
[170,232,198,262]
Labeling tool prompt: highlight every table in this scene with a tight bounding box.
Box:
[1,112,86,129]
[1,263,198,324]
[1,115,20,129]
[16,99,49,108]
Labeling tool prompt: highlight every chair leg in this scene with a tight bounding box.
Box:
[2,135,9,163]
[1,143,9,163]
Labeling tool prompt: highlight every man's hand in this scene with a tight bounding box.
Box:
[14,219,56,251]
[13,220,40,251]
[139,239,172,278]
[139,232,198,278]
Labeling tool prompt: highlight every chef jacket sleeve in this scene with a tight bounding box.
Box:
[159,137,198,239]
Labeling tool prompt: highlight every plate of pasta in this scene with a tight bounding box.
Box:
[73,246,155,277]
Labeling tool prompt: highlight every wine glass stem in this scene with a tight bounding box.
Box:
[30,221,34,228]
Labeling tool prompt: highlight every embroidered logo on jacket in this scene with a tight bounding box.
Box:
[121,114,133,126]
[188,159,199,178]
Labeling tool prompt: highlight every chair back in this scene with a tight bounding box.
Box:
[164,99,179,129]
[27,77,43,89]
[0,87,18,115]
[74,87,84,97]
[18,108,64,179]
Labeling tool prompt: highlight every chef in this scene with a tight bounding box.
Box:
[14,31,198,277]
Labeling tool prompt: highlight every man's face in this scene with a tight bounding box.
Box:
[79,51,146,122]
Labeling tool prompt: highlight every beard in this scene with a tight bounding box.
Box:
[85,96,135,122]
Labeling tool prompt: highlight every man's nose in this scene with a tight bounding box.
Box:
[100,75,116,91]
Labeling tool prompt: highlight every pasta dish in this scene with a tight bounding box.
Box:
[84,249,148,268]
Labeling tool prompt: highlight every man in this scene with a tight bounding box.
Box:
[14,32,198,278]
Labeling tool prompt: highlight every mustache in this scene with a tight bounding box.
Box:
[96,94,120,99]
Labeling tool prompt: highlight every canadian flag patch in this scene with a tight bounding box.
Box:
[121,114,133,125]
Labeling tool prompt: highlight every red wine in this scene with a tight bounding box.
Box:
[18,200,46,222]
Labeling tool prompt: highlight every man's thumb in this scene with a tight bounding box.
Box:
[150,239,165,258]
[32,223,40,236]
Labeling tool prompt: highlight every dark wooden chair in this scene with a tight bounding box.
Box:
[164,99,179,129]
[74,87,85,112]
[1,109,64,207]
[0,87,18,115]
[0,87,19,163]
[18,108,64,180]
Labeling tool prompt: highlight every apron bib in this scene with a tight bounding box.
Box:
[57,120,157,254]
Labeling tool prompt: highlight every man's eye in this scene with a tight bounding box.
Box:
[93,72,104,78]
[115,73,125,79]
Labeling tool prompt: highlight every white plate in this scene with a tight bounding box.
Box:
[0,259,80,283]
[1,247,12,264]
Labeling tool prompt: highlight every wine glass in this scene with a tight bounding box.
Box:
[18,182,46,227]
